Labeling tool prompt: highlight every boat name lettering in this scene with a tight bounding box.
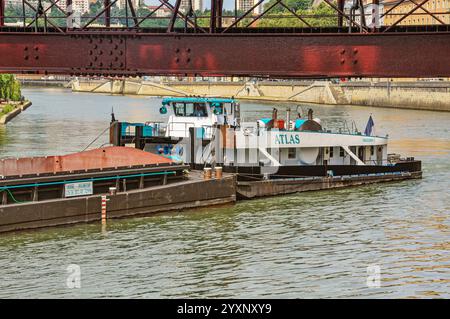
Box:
[274,134,300,145]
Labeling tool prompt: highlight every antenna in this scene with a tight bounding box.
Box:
[111,107,116,122]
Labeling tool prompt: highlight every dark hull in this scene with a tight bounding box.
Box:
[222,160,422,199]
[223,160,421,179]
[236,171,422,199]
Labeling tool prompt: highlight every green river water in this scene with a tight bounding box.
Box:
[0,88,449,298]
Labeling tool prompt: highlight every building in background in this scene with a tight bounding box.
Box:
[383,0,450,25]
[237,0,263,15]
[5,0,21,6]
[148,5,172,17]
[347,1,385,27]
[180,0,204,13]
[116,0,140,10]
[5,0,90,13]
[342,0,450,27]
[71,0,90,14]
[40,0,90,14]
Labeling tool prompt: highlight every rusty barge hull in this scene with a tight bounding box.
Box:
[0,146,236,233]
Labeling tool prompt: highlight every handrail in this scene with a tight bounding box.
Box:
[0,171,177,191]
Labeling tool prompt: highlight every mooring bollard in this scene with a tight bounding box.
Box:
[203,167,212,180]
[214,166,222,179]
[109,187,117,196]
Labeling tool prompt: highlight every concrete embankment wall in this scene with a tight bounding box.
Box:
[0,101,32,125]
[72,79,450,112]
[19,79,71,88]
[342,83,450,112]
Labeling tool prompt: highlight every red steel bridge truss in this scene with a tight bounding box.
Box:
[0,0,450,78]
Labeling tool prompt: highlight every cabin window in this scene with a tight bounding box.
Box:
[370,146,375,156]
[288,148,296,159]
[329,147,334,158]
[173,102,207,117]
[340,147,345,157]
[173,103,184,116]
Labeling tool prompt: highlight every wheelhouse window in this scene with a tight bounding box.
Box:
[330,147,334,158]
[173,102,207,117]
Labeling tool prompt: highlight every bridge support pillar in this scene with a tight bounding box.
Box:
[371,0,380,31]
[66,0,73,28]
[0,0,5,27]
[104,0,110,27]
[210,0,223,32]
[337,0,345,27]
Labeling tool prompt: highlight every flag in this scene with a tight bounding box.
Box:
[364,115,374,136]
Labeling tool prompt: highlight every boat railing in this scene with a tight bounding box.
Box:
[237,171,412,182]
[361,158,408,166]
[144,121,166,137]
[166,121,214,139]
[202,125,215,139]
[121,122,166,138]
[362,159,384,165]
[341,120,359,135]
[166,121,196,137]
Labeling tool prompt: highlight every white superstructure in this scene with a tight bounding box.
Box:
[137,97,390,169]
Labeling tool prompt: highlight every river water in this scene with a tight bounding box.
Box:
[0,88,449,298]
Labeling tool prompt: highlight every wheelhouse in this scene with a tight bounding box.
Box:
[159,97,240,138]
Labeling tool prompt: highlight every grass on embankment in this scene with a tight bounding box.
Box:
[0,104,15,116]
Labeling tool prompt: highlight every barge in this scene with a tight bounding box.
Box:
[0,146,236,233]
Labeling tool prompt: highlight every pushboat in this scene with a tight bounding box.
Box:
[110,97,422,198]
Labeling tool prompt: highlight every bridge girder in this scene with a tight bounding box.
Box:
[0,31,450,78]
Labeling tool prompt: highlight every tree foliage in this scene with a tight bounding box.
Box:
[263,0,311,13]
[0,75,22,102]
[257,3,337,28]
